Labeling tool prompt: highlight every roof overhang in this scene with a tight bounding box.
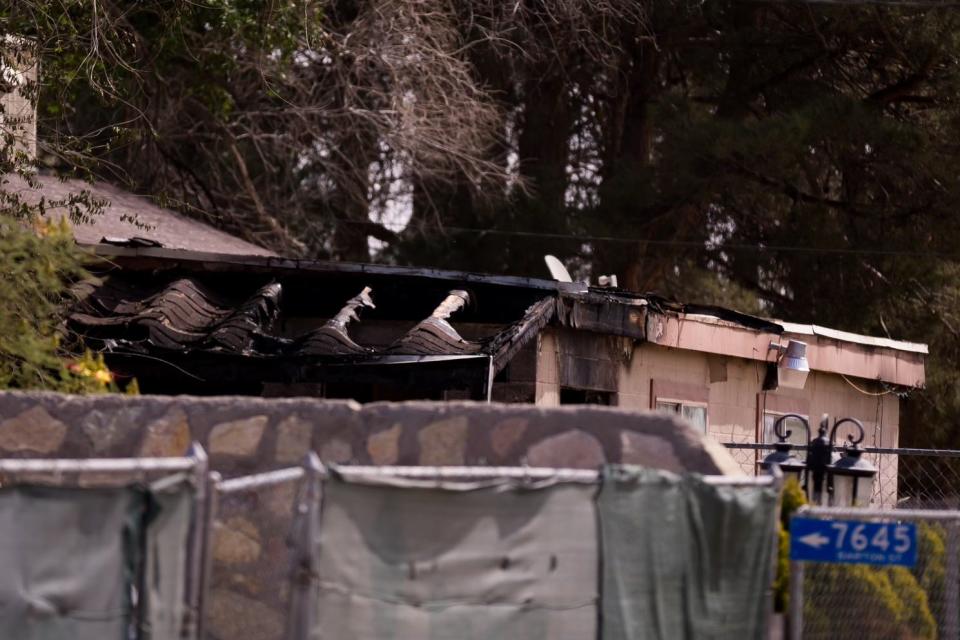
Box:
[644,311,925,389]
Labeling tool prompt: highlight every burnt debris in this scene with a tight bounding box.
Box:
[388,290,482,356]
[67,278,549,369]
[297,287,376,356]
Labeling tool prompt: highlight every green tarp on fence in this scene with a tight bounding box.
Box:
[0,485,142,640]
[598,466,779,640]
[308,474,599,640]
[143,475,195,640]
[0,479,195,640]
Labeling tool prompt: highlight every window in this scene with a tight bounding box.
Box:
[758,393,810,447]
[651,379,710,435]
[561,388,616,406]
[762,412,809,447]
[656,401,708,434]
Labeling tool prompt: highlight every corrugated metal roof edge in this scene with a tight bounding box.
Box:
[778,322,929,355]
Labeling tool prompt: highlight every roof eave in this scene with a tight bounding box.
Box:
[645,310,925,389]
[86,244,585,294]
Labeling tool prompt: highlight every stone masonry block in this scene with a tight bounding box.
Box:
[209,416,268,457]
[207,588,284,640]
[418,416,468,465]
[490,417,528,458]
[274,415,313,464]
[0,406,66,453]
[526,430,605,468]
[213,517,262,566]
[367,424,401,465]
[139,407,191,457]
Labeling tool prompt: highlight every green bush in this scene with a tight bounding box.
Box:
[774,477,809,612]
[0,216,116,393]
[915,522,947,632]
[777,478,940,637]
[803,564,936,640]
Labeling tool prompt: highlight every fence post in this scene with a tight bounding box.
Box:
[788,560,804,640]
[196,471,221,640]
[286,452,323,640]
[946,518,960,640]
[184,442,208,640]
[765,464,785,638]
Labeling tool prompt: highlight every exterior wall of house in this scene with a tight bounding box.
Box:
[536,327,903,476]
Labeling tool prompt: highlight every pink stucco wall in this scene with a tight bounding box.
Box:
[535,327,902,483]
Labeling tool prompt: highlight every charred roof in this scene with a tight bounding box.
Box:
[70,246,926,392]
[69,275,554,373]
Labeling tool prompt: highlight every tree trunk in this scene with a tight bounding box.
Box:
[517,70,572,216]
[330,134,375,262]
[596,40,663,292]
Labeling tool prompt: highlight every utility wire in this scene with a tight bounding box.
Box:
[341,219,957,259]
[841,373,897,396]
[744,0,960,5]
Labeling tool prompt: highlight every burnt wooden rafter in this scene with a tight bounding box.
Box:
[298,287,376,356]
[387,290,482,356]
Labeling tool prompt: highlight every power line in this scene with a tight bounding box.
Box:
[744,0,960,6]
[341,218,955,259]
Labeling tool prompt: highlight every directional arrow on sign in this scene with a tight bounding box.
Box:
[798,532,830,549]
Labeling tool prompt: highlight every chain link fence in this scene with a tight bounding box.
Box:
[790,508,960,640]
[198,446,960,640]
[725,442,960,509]
[204,468,305,640]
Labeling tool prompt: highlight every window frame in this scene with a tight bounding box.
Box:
[651,380,710,434]
[757,393,810,444]
[761,410,810,446]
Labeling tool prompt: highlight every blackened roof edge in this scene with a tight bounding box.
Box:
[88,244,580,293]
[87,245,926,356]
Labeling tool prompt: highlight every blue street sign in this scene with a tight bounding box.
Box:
[790,516,917,567]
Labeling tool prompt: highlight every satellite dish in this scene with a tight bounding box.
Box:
[544,255,573,282]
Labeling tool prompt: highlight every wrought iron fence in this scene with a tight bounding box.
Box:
[789,507,960,640]
[724,442,960,509]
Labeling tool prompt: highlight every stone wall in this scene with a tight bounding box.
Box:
[0,391,740,474]
[0,391,742,639]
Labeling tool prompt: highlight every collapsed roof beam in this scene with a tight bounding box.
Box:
[328,286,375,331]
[297,287,375,356]
[389,290,481,355]
[432,289,470,319]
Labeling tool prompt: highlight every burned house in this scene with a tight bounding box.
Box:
[4,50,926,459]
[6,162,922,458]
[66,243,926,462]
